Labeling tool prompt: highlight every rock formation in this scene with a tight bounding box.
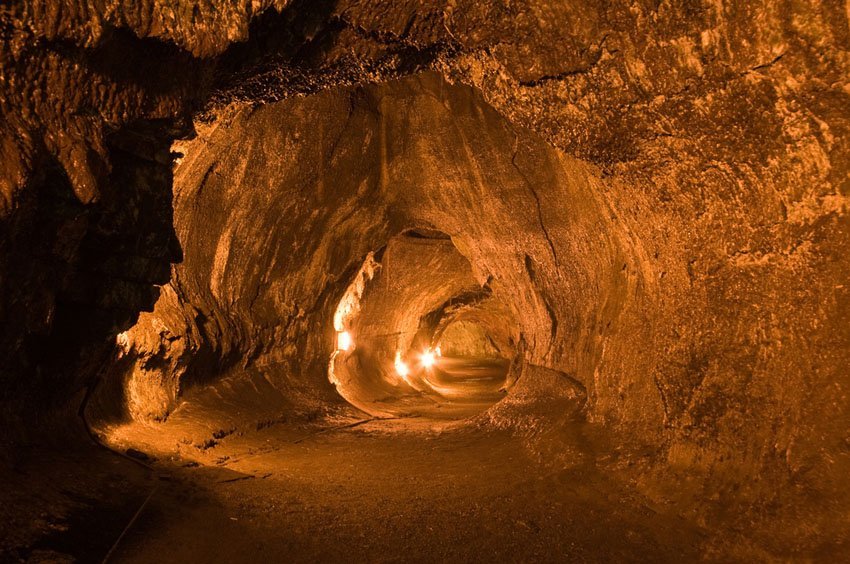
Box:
[1,1,848,560]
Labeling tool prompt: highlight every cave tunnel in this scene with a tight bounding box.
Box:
[2,2,850,562]
[329,230,520,419]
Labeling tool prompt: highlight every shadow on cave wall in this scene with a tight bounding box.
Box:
[0,122,184,436]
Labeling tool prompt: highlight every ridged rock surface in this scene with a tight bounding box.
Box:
[1,0,848,555]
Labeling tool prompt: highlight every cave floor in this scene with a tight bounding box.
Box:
[60,415,707,563]
[5,403,847,563]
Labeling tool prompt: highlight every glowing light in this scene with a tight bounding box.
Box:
[435,346,442,357]
[420,350,436,368]
[337,331,353,351]
[395,352,410,378]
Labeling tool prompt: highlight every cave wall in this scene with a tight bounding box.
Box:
[0,0,847,529]
[102,67,850,519]
[112,74,642,428]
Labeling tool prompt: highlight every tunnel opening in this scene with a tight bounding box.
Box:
[421,318,513,404]
[329,230,519,420]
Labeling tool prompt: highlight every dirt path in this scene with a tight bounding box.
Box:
[104,421,705,563]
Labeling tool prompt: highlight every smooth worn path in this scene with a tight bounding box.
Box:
[102,418,704,563]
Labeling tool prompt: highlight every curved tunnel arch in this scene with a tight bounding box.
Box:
[328,230,522,419]
[92,71,649,430]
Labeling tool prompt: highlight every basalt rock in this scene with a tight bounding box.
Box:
[1,0,848,559]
